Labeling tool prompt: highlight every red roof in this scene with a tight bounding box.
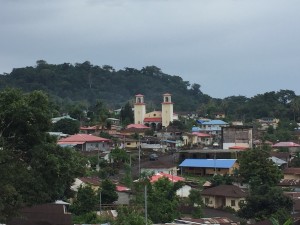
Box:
[150,172,185,183]
[116,185,130,192]
[126,124,150,129]
[58,134,110,144]
[192,132,211,137]
[272,142,300,147]
[144,117,162,122]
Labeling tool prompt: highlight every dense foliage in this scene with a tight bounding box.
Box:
[0,89,86,222]
[238,149,293,222]
[52,118,80,134]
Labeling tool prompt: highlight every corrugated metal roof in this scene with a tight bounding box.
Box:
[57,134,110,144]
[179,159,236,168]
[201,120,228,125]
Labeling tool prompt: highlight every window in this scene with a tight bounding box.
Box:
[154,114,156,116]
[127,143,131,145]
[231,200,236,207]
[240,200,245,204]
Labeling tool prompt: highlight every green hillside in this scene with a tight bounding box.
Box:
[0,60,210,111]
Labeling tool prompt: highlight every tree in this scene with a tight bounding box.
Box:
[115,206,149,225]
[70,185,98,215]
[238,185,292,222]
[100,179,118,204]
[52,118,80,134]
[188,189,204,218]
[120,102,134,126]
[238,149,282,187]
[238,149,292,221]
[291,96,300,122]
[147,177,182,223]
[210,174,233,187]
[0,89,85,222]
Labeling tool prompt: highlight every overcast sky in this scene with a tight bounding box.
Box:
[1,0,299,99]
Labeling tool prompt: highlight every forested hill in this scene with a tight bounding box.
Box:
[0,60,211,111]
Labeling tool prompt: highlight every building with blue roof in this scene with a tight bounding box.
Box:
[192,120,229,145]
[179,159,238,176]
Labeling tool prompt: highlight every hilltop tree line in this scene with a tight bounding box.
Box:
[0,60,210,112]
[1,61,300,124]
[6,58,297,119]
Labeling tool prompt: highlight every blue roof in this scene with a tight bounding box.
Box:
[201,120,228,125]
[192,126,201,132]
[179,159,236,168]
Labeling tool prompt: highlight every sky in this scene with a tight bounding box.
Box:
[1,0,300,99]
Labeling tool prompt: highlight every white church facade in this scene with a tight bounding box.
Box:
[134,93,178,130]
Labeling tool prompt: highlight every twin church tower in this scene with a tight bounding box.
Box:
[134,93,174,128]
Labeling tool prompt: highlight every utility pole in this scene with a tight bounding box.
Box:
[99,189,102,215]
[138,134,141,177]
[145,184,148,225]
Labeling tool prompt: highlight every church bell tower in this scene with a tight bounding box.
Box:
[161,93,173,127]
[134,94,146,124]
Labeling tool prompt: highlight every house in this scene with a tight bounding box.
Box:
[179,159,238,176]
[272,142,300,153]
[178,149,243,164]
[8,201,72,225]
[194,120,229,144]
[196,120,229,134]
[213,112,226,119]
[140,172,191,198]
[201,185,247,211]
[192,132,213,146]
[283,168,300,180]
[120,124,150,137]
[141,160,178,176]
[278,179,300,191]
[123,138,140,150]
[71,177,101,192]
[115,185,132,205]
[269,156,287,169]
[80,124,120,136]
[256,117,279,130]
[140,136,162,150]
[57,134,111,152]
[270,151,290,164]
[222,126,253,150]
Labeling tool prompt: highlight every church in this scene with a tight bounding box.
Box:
[134,93,178,130]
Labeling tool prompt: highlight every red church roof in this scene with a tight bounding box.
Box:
[144,117,162,122]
